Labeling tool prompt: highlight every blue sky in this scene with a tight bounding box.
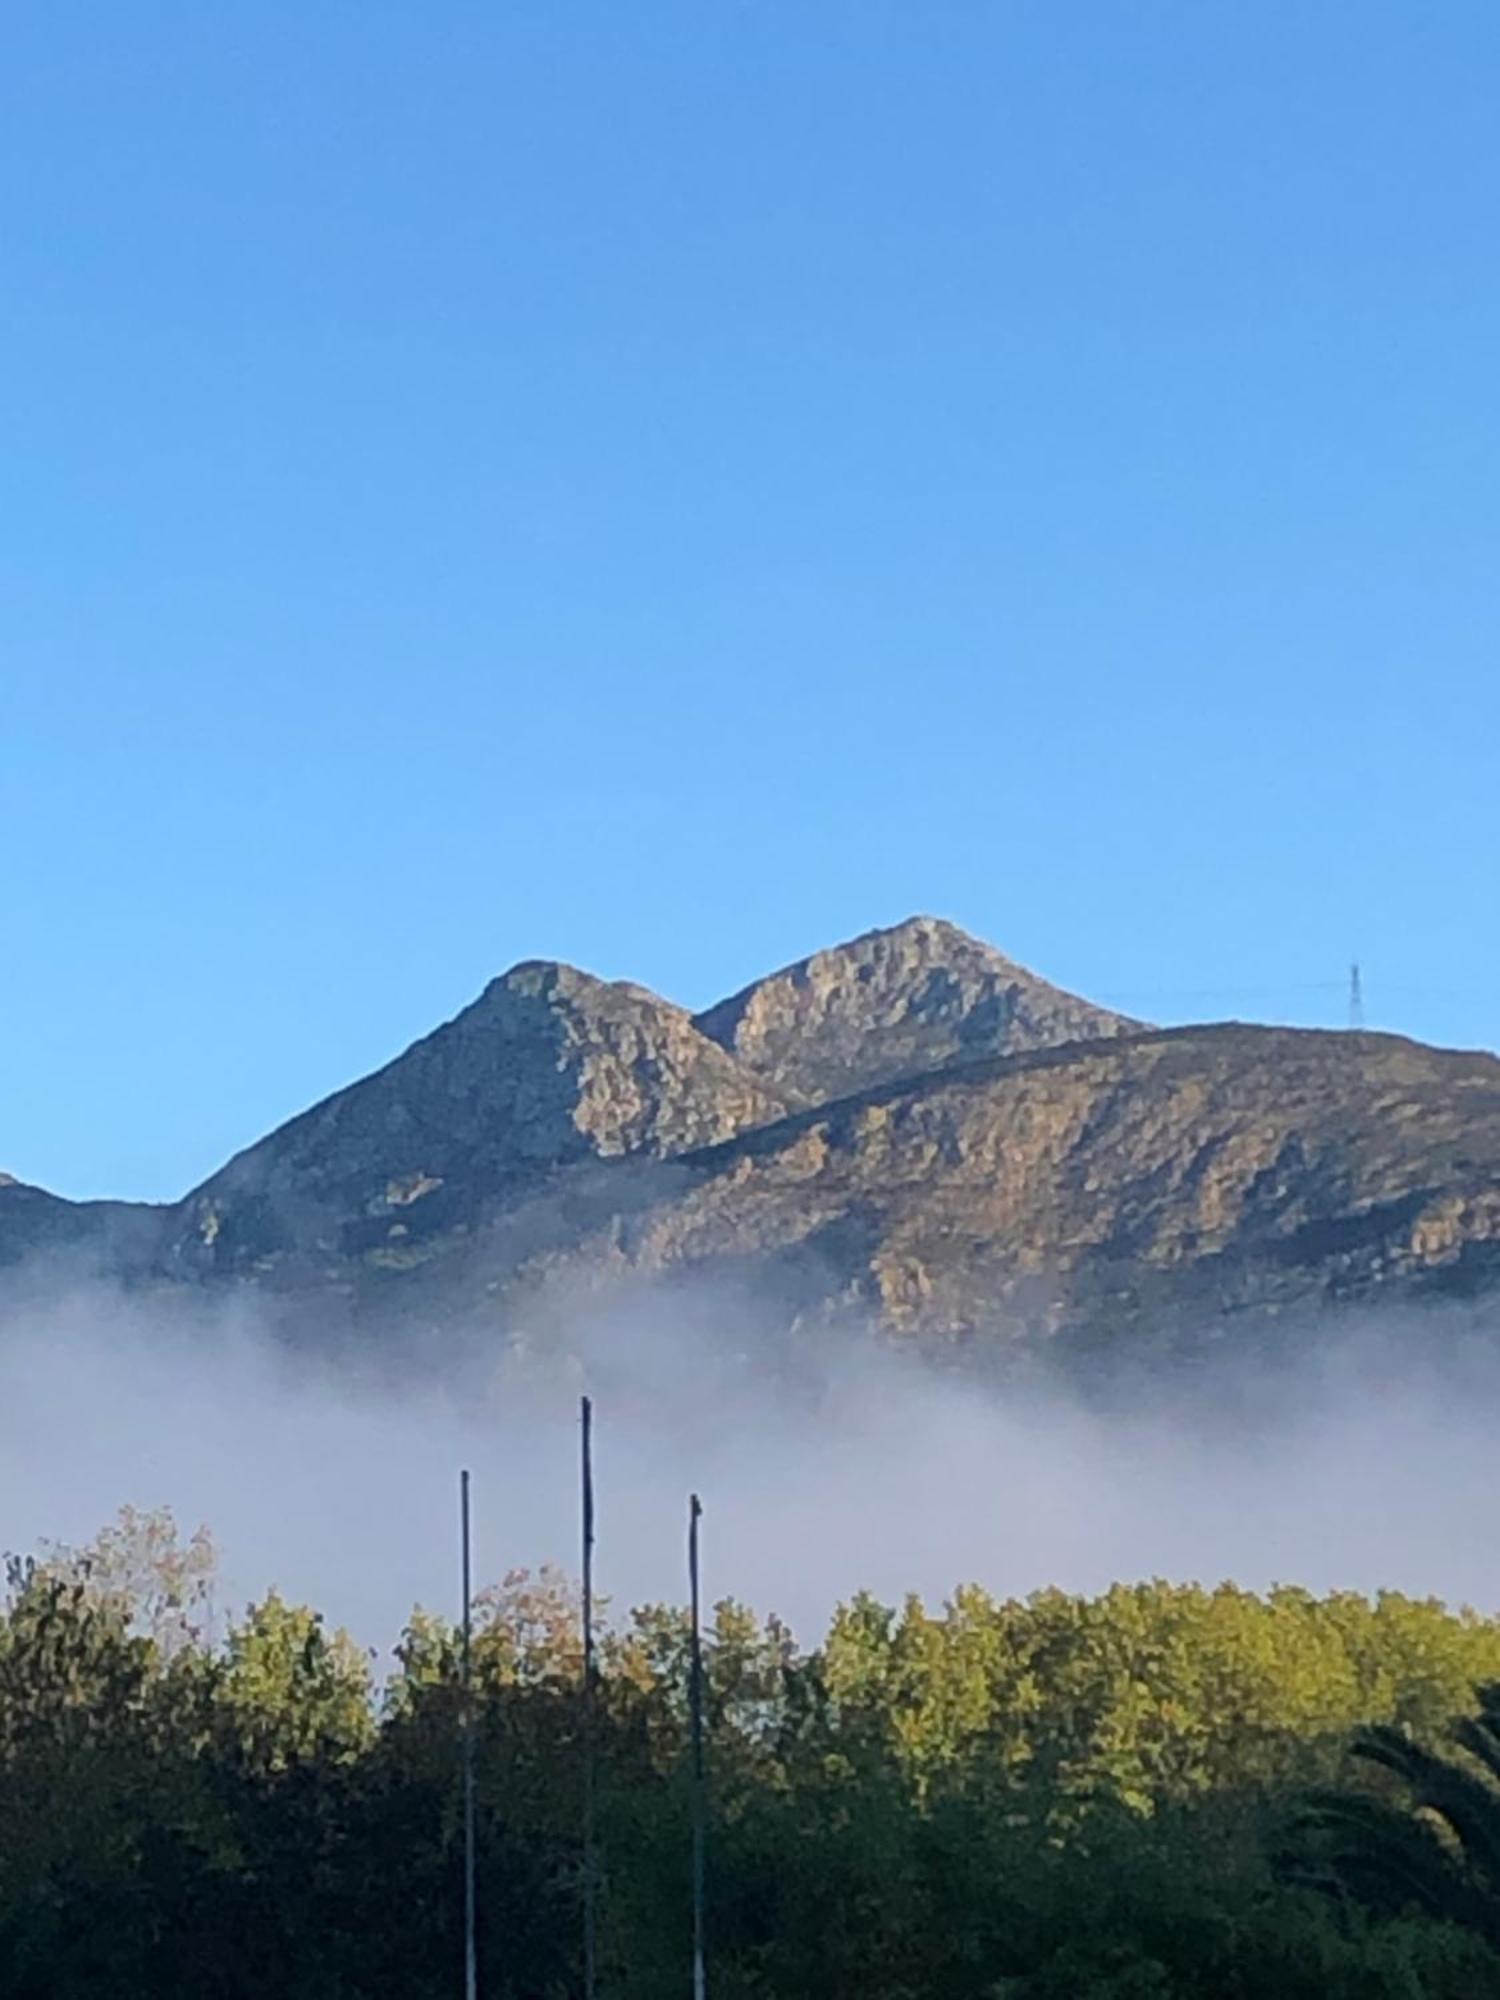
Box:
[3,2,1498,1201]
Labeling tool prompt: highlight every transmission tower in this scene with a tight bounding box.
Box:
[1348,962,1364,1031]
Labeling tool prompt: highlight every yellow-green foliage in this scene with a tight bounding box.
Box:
[819,1580,1500,1812]
[4,1513,1500,1997]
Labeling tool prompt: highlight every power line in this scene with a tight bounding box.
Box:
[1097,983,1348,1005]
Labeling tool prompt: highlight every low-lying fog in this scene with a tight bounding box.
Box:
[2,1278,1497,1659]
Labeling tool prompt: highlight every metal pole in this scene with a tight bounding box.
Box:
[688,1494,706,2000]
[461,1468,478,2000]
[581,1397,598,2000]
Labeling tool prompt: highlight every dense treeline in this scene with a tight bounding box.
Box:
[3,1510,1500,1996]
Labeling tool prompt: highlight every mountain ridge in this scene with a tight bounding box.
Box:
[416,1018,1500,1350]
[4,918,1498,1360]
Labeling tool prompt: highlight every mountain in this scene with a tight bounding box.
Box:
[467,1023,1500,1350]
[3,919,1498,1361]
[0,1176,159,1274]
[694,916,1139,1104]
[163,961,786,1279]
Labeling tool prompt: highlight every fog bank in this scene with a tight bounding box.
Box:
[1,1280,1497,1658]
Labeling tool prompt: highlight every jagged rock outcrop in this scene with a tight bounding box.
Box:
[163,961,786,1277]
[694,916,1139,1105]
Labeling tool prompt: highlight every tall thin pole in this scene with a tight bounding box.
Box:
[581,1397,598,2000]
[461,1468,478,2000]
[688,1493,706,2000]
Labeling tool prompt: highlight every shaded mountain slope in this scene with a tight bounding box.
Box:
[695,915,1140,1105]
[0,1176,161,1275]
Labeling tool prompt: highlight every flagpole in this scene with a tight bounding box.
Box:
[581,1397,598,2000]
[461,1468,478,2000]
[688,1493,706,2000]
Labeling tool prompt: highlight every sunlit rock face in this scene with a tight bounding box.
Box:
[694,916,1140,1106]
[538,1022,1500,1346]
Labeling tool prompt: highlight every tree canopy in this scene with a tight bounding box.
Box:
[2,1509,1498,1997]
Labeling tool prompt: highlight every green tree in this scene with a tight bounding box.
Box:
[215,1592,374,1773]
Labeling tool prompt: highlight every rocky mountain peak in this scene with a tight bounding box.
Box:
[170,957,784,1275]
[693,914,1142,1106]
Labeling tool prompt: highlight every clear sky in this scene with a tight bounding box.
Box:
[3,2,1498,1202]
